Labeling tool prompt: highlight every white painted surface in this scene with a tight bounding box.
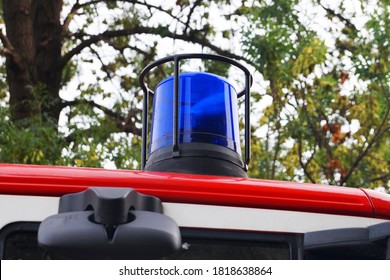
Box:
[0,195,387,233]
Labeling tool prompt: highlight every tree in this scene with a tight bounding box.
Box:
[242,0,389,189]
[0,0,388,190]
[0,0,245,167]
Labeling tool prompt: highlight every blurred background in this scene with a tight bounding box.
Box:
[0,0,388,191]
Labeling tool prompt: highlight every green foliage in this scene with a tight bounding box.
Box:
[0,107,66,165]
[243,0,389,190]
[204,60,230,77]
[0,0,388,191]
[0,59,7,100]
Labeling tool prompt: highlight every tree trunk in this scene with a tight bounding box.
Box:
[3,0,38,122]
[32,0,63,124]
[3,0,63,125]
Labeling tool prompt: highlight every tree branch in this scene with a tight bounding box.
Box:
[271,128,281,179]
[370,173,390,183]
[89,45,114,80]
[130,0,186,25]
[184,0,203,35]
[62,0,83,33]
[297,87,333,161]
[264,124,271,178]
[62,0,186,34]
[63,99,118,118]
[317,0,358,32]
[298,137,317,183]
[59,25,252,71]
[62,99,142,143]
[59,26,148,70]
[0,28,24,70]
[340,114,390,186]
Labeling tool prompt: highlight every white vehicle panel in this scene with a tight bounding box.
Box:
[0,195,387,233]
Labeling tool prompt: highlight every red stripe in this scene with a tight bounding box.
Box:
[0,163,387,219]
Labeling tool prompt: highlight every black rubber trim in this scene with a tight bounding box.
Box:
[0,222,41,259]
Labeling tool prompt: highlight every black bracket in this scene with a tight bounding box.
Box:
[38,187,181,259]
[305,222,390,259]
[58,187,163,225]
[369,221,390,260]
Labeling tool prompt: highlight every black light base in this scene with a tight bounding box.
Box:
[145,143,247,178]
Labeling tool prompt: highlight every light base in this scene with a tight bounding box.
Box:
[145,143,247,178]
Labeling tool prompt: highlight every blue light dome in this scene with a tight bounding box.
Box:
[149,72,241,155]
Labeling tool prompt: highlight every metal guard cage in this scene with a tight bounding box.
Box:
[139,53,253,176]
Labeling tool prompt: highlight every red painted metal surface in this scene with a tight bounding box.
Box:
[360,189,390,219]
[0,163,389,219]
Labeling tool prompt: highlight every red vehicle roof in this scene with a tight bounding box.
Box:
[0,163,389,219]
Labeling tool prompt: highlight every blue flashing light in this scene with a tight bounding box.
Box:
[149,72,241,155]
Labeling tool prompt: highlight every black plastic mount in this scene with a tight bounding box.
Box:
[145,142,248,177]
[139,53,253,173]
[59,187,162,225]
[369,221,390,260]
[304,222,390,259]
[38,187,181,259]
